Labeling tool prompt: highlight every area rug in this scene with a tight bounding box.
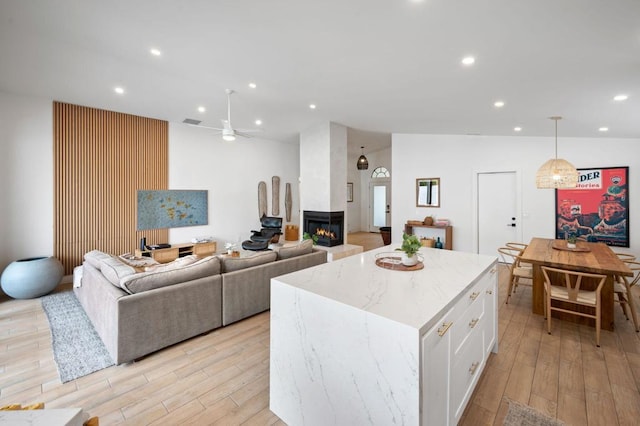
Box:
[41,291,114,383]
[503,398,566,426]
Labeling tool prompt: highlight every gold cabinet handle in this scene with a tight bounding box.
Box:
[469,318,479,328]
[469,362,480,375]
[470,292,480,301]
[437,321,453,337]
[490,268,496,274]
[486,289,493,295]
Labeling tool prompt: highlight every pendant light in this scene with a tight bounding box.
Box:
[535,116,578,189]
[357,146,369,170]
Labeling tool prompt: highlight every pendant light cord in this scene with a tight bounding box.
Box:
[550,116,562,159]
[554,118,558,159]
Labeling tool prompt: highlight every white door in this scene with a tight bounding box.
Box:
[477,172,518,256]
[369,180,391,232]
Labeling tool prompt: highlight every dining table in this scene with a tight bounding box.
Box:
[519,237,633,331]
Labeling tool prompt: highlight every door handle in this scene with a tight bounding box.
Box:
[507,224,516,227]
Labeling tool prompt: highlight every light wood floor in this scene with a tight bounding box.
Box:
[347,231,387,252]
[2,245,640,425]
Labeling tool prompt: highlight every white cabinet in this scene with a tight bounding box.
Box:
[483,268,498,356]
[421,309,454,426]
[270,246,498,426]
[421,265,498,425]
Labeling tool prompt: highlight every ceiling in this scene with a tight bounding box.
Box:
[1,0,639,154]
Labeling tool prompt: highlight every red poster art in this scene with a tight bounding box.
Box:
[555,167,629,247]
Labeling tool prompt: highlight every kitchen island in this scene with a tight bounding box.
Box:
[269,246,498,425]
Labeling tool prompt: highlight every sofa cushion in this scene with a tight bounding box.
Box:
[84,250,111,269]
[142,254,199,272]
[99,256,137,288]
[221,251,277,273]
[276,239,313,260]
[119,255,221,294]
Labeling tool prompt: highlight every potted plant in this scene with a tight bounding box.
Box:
[224,242,237,255]
[396,233,422,266]
[302,232,319,245]
[566,233,577,249]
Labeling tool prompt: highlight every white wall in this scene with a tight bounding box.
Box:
[168,123,300,248]
[0,90,299,276]
[299,122,347,215]
[0,91,53,272]
[391,134,640,256]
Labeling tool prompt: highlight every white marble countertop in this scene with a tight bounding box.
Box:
[274,245,497,333]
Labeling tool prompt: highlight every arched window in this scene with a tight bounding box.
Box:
[371,167,390,178]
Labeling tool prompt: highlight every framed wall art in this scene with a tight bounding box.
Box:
[347,182,354,202]
[137,190,208,230]
[555,166,629,247]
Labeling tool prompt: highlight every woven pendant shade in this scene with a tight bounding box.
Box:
[535,116,578,189]
[535,158,579,188]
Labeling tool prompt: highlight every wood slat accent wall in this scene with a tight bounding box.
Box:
[54,102,169,274]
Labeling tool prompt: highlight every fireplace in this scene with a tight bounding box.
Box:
[303,211,344,247]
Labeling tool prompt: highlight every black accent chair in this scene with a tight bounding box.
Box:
[241,216,283,251]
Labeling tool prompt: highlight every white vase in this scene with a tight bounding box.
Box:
[567,242,576,249]
[1,256,63,299]
[401,253,418,266]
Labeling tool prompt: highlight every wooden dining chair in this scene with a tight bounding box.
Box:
[614,252,636,262]
[614,260,640,332]
[506,242,528,253]
[541,266,607,346]
[506,240,533,272]
[498,247,532,304]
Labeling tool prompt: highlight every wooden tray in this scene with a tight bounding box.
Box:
[551,240,591,252]
[375,255,424,271]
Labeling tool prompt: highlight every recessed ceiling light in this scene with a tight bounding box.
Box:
[461,56,475,66]
[255,119,262,126]
[150,48,161,56]
[494,101,505,108]
[514,127,522,132]
[613,94,628,101]
[114,87,124,94]
[309,104,317,109]
[599,127,609,132]
[197,106,206,113]
[248,82,257,89]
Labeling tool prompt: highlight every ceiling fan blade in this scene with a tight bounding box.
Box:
[235,131,255,139]
[185,123,223,132]
[235,128,263,133]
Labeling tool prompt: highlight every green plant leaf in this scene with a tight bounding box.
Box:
[396,232,421,256]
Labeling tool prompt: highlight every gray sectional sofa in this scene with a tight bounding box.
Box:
[74,241,327,364]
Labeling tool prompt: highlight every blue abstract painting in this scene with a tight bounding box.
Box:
[137,190,208,230]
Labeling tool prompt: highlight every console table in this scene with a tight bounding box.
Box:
[134,241,217,263]
[404,222,453,250]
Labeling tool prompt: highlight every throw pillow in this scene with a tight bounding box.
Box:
[118,253,159,269]
[276,239,313,260]
[142,255,199,272]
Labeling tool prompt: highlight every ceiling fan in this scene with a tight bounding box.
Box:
[190,89,261,141]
